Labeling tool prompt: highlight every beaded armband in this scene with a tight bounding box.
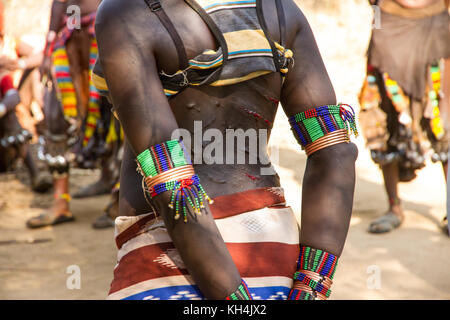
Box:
[136,139,213,222]
[288,245,339,300]
[225,279,252,300]
[289,104,358,156]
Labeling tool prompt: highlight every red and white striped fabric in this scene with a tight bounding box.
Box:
[107,187,300,300]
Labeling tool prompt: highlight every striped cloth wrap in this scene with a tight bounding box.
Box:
[107,187,300,300]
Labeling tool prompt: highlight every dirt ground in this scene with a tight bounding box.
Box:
[0,0,449,300]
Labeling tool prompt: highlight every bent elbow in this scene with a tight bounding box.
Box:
[309,141,358,164]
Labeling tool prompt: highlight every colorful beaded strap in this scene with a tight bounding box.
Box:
[136,139,213,222]
[137,139,192,177]
[289,104,358,156]
[288,245,338,300]
[225,279,252,300]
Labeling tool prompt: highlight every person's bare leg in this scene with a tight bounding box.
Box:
[382,161,403,217]
[73,157,112,198]
[22,146,52,192]
[51,175,71,215]
[369,161,404,233]
[92,182,119,229]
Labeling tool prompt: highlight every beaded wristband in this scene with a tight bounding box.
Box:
[225,279,252,300]
[136,139,213,222]
[289,104,358,156]
[288,245,339,300]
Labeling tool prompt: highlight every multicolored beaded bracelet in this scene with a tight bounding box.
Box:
[289,104,358,156]
[136,139,213,222]
[288,245,339,300]
[225,279,252,300]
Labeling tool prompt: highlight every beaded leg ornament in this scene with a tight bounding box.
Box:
[289,104,358,156]
[55,193,72,202]
[288,245,338,300]
[225,279,252,300]
[136,139,213,223]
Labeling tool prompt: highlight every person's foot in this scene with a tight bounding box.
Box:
[26,196,74,228]
[31,171,53,193]
[92,197,118,229]
[368,209,404,234]
[72,179,110,199]
[26,210,74,228]
[92,212,115,229]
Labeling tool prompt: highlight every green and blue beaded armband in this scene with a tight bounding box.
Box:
[225,279,252,300]
[136,139,212,222]
[288,104,358,155]
[288,245,339,300]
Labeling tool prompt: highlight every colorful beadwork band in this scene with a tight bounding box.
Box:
[137,139,192,177]
[225,279,252,300]
[136,139,212,222]
[288,245,339,300]
[289,104,358,155]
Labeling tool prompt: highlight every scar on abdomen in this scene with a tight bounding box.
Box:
[239,106,272,126]
[265,95,280,106]
[245,173,261,181]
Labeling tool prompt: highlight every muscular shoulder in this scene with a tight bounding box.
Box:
[260,0,307,49]
[95,0,160,50]
[283,0,309,43]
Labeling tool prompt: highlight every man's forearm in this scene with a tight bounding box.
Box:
[300,143,357,256]
[152,193,242,299]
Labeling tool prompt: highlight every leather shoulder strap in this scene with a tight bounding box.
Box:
[144,0,189,70]
[275,0,286,47]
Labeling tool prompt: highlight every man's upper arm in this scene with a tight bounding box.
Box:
[280,5,336,117]
[95,0,179,154]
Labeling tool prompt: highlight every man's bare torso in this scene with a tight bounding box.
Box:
[102,0,299,215]
[95,0,339,216]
